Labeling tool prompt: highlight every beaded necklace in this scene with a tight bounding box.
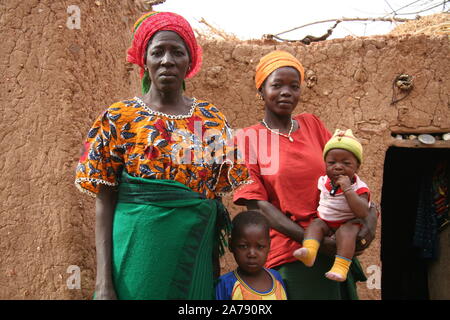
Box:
[134,96,198,119]
[261,118,295,142]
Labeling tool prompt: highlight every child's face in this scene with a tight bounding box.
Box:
[325,148,360,183]
[230,224,270,275]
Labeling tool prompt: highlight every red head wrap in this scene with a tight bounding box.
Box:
[127,11,202,81]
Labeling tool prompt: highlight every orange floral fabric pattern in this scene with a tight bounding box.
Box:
[75,98,249,199]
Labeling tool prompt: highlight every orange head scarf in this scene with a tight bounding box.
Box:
[255,50,305,90]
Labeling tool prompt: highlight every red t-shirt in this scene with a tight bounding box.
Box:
[233,113,331,269]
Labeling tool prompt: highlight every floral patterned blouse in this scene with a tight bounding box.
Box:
[75,97,250,199]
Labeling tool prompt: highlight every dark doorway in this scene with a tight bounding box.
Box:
[380,147,450,300]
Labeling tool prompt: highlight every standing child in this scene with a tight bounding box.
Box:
[216,211,287,300]
[293,129,371,282]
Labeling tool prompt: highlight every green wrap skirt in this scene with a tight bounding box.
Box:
[111,172,227,300]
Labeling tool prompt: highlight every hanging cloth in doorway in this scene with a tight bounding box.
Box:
[433,162,450,232]
[413,160,449,260]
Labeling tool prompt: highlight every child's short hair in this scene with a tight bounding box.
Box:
[231,210,270,240]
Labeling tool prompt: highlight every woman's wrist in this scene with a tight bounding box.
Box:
[95,279,115,291]
[95,268,114,288]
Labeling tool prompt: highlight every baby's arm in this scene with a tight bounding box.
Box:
[345,191,369,218]
[335,175,369,218]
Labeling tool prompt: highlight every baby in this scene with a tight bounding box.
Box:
[293,129,371,282]
[215,210,287,300]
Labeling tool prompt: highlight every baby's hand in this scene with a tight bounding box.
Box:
[335,175,351,189]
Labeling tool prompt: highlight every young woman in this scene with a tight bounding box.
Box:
[233,50,377,299]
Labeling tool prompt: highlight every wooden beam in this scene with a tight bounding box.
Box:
[389,139,450,148]
[391,127,450,134]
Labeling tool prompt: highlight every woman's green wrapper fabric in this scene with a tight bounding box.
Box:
[110,172,228,299]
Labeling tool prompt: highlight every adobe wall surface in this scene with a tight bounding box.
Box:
[0,0,140,299]
[1,1,449,300]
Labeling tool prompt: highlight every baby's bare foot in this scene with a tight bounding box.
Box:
[293,248,315,267]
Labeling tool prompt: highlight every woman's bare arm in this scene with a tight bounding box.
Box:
[94,185,118,300]
[243,199,337,256]
[354,202,378,254]
[245,200,305,243]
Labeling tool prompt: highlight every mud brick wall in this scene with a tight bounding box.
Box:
[1,0,449,299]
[0,0,140,299]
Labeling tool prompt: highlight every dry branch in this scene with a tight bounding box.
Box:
[274,17,416,37]
[198,17,239,41]
[263,17,417,43]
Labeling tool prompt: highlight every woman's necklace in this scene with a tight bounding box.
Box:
[261,118,295,142]
[134,96,197,119]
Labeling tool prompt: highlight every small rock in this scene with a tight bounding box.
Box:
[6,269,16,277]
[305,70,317,88]
[354,69,368,83]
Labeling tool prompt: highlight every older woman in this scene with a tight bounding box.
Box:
[75,11,249,300]
[233,50,377,299]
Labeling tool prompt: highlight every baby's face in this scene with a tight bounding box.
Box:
[325,148,360,183]
[230,225,270,275]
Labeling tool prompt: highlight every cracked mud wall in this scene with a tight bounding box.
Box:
[1,1,449,300]
[0,0,140,299]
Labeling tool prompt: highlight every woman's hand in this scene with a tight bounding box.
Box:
[349,202,379,255]
[319,236,337,257]
[94,286,118,300]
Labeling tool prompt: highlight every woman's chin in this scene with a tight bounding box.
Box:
[154,81,181,92]
[276,106,296,116]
